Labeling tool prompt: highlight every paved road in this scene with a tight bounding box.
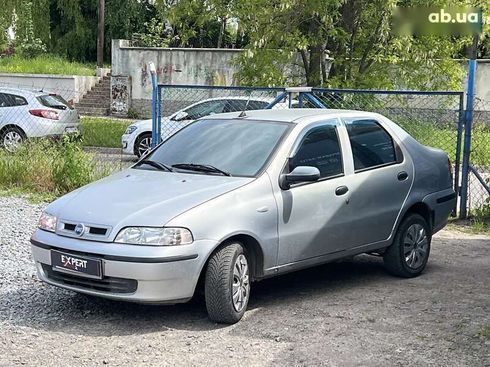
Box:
[0,197,488,366]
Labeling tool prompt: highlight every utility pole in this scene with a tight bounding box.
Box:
[97,0,105,68]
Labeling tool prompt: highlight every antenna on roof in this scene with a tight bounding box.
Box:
[238,90,253,118]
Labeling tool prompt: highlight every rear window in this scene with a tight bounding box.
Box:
[37,94,73,110]
[344,118,397,171]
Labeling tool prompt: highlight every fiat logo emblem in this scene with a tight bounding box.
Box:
[74,223,86,236]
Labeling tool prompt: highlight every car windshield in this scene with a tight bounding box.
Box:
[146,119,291,177]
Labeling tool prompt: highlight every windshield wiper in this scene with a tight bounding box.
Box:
[172,163,232,176]
[135,159,173,172]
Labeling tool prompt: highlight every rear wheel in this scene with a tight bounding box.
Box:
[1,126,26,152]
[205,242,250,324]
[134,132,152,158]
[383,213,431,278]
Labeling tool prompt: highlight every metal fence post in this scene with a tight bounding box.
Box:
[149,62,158,149]
[460,59,477,218]
[453,93,465,215]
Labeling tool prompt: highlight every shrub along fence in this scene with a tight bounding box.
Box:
[0,79,134,196]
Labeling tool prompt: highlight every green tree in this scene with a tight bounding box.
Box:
[233,0,484,89]
[154,0,236,48]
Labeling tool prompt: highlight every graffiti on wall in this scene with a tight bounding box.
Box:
[140,62,231,88]
[111,76,131,115]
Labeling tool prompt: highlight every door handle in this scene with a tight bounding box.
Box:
[397,171,408,181]
[335,185,349,196]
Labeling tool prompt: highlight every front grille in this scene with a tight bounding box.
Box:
[89,227,107,235]
[42,264,137,294]
[60,221,109,238]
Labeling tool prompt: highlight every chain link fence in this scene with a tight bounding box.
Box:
[467,97,490,218]
[158,85,465,205]
[1,78,487,219]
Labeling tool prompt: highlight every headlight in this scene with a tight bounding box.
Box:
[125,125,137,135]
[38,212,57,232]
[114,227,193,246]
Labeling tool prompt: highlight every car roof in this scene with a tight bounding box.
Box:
[0,87,47,97]
[203,108,382,124]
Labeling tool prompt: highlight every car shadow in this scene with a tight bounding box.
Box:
[1,254,437,337]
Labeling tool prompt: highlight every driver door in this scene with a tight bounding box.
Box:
[273,120,353,265]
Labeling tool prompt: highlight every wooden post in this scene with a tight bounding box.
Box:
[97,0,105,68]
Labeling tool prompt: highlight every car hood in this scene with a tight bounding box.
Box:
[47,168,253,232]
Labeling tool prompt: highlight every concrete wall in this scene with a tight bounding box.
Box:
[111,39,490,118]
[0,73,103,103]
[473,60,490,108]
[112,39,241,116]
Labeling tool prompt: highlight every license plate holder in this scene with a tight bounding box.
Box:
[51,250,102,279]
[65,127,78,133]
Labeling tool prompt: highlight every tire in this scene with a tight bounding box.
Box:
[134,132,152,158]
[1,126,26,152]
[205,242,251,324]
[383,213,431,278]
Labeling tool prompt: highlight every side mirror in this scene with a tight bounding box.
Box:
[279,166,320,190]
[172,111,189,121]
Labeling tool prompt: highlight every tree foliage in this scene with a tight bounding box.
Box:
[0,0,488,90]
[232,0,487,89]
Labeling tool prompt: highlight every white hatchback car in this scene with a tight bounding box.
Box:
[122,97,291,157]
[0,87,80,151]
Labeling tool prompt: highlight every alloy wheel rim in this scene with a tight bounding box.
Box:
[232,254,250,312]
[4,131,22,152]
[403,223,428,269]
[138,137,152,156]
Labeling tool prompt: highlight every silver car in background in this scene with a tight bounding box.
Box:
[0,87,80,151]
[31,109,455,324]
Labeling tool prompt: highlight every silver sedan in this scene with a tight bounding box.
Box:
[31,109,456,324]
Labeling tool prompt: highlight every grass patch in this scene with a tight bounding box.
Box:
[447,218,490,235]
[0,187,55,204]
[0,55,95,76]
[477,325,490,339]
[396,120,490,167]
[0,138,110,197]
[81,117,133,148]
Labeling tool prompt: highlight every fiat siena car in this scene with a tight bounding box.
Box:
[31,109,456,324]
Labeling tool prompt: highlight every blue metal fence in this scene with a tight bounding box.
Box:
[150,72,489,219]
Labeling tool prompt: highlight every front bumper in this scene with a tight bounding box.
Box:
[121,133,137,155]
[30,230,217,304]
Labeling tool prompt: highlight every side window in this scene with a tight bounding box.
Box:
[0,93,27,107]
[222,100,268,113]
[12,94,28,106]
[0,93,7,107]
[289,124,343,179]
[246,100,268,110]
[184,100,225,119]
[344,118,396,171]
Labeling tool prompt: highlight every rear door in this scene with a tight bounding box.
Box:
[337,117,413,248]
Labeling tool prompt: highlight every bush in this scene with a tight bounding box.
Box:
[0,138,108,196]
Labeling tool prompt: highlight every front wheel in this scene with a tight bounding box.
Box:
[134,132,152,158]
[205,242,250,324]
[383,213,431,278]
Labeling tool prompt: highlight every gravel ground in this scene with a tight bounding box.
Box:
[0,196,489,367]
